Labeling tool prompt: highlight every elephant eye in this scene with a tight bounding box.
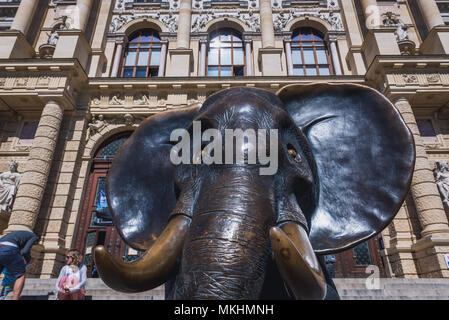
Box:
[287,143,302,163]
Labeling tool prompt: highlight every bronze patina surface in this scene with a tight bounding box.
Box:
[94,84,415,300]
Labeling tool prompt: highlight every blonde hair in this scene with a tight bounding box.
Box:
[67,249,83,267]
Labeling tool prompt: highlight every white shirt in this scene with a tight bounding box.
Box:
[55,264,87,293]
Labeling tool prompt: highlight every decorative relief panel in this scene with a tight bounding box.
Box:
[109,12,178,33]
[391,73,448,87]
[191,10,260,32]
[273,10,343,32]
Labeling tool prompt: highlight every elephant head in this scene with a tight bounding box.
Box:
[94,84,415,300]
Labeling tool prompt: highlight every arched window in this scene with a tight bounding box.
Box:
[121,29,161,78]
[291,28,333,76]
[207,28,245,77]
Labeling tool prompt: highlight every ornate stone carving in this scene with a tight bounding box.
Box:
[272,10,344,32]
[0,160,21,215]
[88,114,108,138]
[124,113,134,126]
[434,161,449,209]
[135,93,150,105]
[109,12,178,33]
[403,74,418,84]
[427,74,441,84]
[110,93,125,105]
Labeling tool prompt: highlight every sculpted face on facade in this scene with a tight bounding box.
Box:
[0,0,448,284]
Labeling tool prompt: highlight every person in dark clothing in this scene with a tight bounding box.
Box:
[0,230,38,300]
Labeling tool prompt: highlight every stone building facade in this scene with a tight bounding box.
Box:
[0,0,449,281]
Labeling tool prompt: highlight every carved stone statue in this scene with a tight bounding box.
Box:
[434,161,449,208]
[88,114,107,137]
[0,160,21,215]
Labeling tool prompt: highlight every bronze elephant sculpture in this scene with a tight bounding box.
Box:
[94,84,415,300]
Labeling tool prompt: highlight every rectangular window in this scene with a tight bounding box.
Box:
[293,67,304,76]
[221,48,232,65]
[18,122,38,145]
[319,66,330,76]
[137,51,149,66]
[220,66,232,76]
[150,49,161,66]
[417,119,438,143]
[303,48,316,64]
[233,48,244,65]
[306,67,318,76]
[208,66,219,76]
[291,48,302,65]
[125,51,137,66]
[316,49,328,65]
[208,49,219,65]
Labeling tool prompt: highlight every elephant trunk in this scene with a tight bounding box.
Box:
[173,167,277,299]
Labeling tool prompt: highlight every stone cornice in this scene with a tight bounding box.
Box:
[0,58,88,111]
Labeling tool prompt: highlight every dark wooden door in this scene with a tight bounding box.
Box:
[332,235,387,278]
[74,133,142,277]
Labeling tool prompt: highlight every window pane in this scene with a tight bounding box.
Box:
[306,66,317,76]
[312,31,324,41]
[123,68,134,77]
[300,29,312,41]
[221,48,232,65]
[140,32,152,42]
[135,67,147,77]
[293,67,304,76]
[208,66,219,76]
[220,66,232,76]
[125,51,136,66]
[221,30,231,41]
[303,48,315,64]
[291,48,302,65]
[233,47,244,65]
[137,50,149,66]
[150,49,161,66]
[208,48,219,65]
[319,66,330,76]
[316,49,328,64]
[129,43,138,48]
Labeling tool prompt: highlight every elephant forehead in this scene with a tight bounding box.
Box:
[197,97,287,130]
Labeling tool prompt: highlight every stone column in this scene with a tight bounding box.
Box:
[245,40,253,76]
[394,97,449,237]
[111,41,124,77]
[284,40,293,76]
[78,0,94,32]
[199,40,207,76]
[259,0,275,48]
[361,0,380,29]
[176,0,192,49]
[10,0,38,35]
[329,40,342,75]
[158,41,168,77]
[5,101,64,232]
[417,0,444,30]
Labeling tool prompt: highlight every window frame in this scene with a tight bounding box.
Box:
[120,29,162,78]
[206,28,246,77]
[290,27,334,76]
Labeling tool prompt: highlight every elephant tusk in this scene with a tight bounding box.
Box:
[94,215,191,293]
[270,222,327,300]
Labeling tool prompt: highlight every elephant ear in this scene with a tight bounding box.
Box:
[106,104,201,251]
[277,84,415,254]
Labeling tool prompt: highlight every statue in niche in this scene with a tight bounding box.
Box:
[395,21,410,42]
[46,16,69,46]
[434,161,449,208]
[0,160,21,215]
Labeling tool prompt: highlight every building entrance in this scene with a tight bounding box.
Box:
[74,132,142,277]
[332,235,387,278]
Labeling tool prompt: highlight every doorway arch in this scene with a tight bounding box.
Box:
[74,131,142,277]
